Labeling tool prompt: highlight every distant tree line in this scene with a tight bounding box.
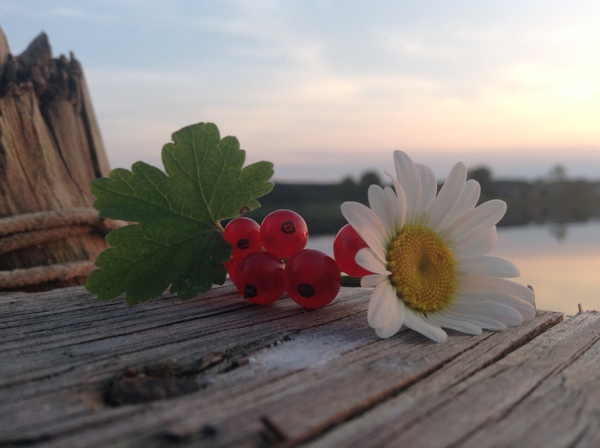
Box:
[243,166,600,235]
[469,165,600,226]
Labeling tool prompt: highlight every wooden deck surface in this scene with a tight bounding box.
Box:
[1,284,599,447]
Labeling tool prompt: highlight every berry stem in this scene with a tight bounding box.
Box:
[340,276,362,287]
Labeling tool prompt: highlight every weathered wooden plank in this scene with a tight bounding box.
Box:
[305,311,600,448]
[0,28,110,289]
[459,311,600,448]
[257,309,563,446]
[0,285,566,447]
[0,285,371,445]
[1,285,363,395]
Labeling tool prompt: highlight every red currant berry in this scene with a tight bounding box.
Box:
[333,224,373,278]
[223,217,262,259]
[260,209,308,259]
[284,249,341,309]
[224,256,242,283]
[234,252,285,305]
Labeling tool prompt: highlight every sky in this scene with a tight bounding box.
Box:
[2,0,600,182]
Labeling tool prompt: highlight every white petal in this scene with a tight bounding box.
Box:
[368,282,404,338]
[459,275,535,304]
[340,202,388,260]
[375,318,404,338]
[393,151,421,224]
[356,248,389,275]
[427,312,483,335]
[457,256,521,278]
[442,309,507,331]
[449,301,523,326]
[416,163,437,218]
[375,301,405,338]
[368,185,394,240]
[404,308,448,342]
[457,290,535,321]
[385,172,408,231]
[497,296,535,321]
[425,162,467,230]
[370,305,396,331]
[437,179,481,232]
[452,226,498,259]
[384,186,405,235]
[444,200,506,247]
[368,281,395,327]
[361,227,389,265]
[361,273,389,287]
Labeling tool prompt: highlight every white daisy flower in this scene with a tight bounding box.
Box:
[341,151,536,342]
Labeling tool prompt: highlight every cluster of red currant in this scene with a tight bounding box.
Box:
[222,209,371,309]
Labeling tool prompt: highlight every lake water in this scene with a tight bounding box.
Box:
[306,221,600,315]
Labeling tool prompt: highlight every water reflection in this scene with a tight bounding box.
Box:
[307,221,600,316]
[548,223,567,241]
[491,221,600,315]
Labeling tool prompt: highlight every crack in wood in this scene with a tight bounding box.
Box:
[198,331,299,377]
[102,331,301,407]
[261,415,289,445]
[104,364,201,406]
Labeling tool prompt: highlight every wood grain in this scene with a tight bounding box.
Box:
[307,311,600,448]
[0,27,110,288]
[0,284,577,447]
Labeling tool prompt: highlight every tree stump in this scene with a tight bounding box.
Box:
[0,26,112,291]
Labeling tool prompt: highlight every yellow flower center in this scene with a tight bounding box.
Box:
[387,225,457,313]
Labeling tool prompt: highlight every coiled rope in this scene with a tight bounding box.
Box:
[0,208,118,289]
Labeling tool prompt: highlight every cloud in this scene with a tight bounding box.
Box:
[6,0,597,181]
[49,6,85,18]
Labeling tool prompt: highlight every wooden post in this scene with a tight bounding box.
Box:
[0,27,112,291]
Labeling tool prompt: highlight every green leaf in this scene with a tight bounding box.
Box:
[85,122,274,304]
